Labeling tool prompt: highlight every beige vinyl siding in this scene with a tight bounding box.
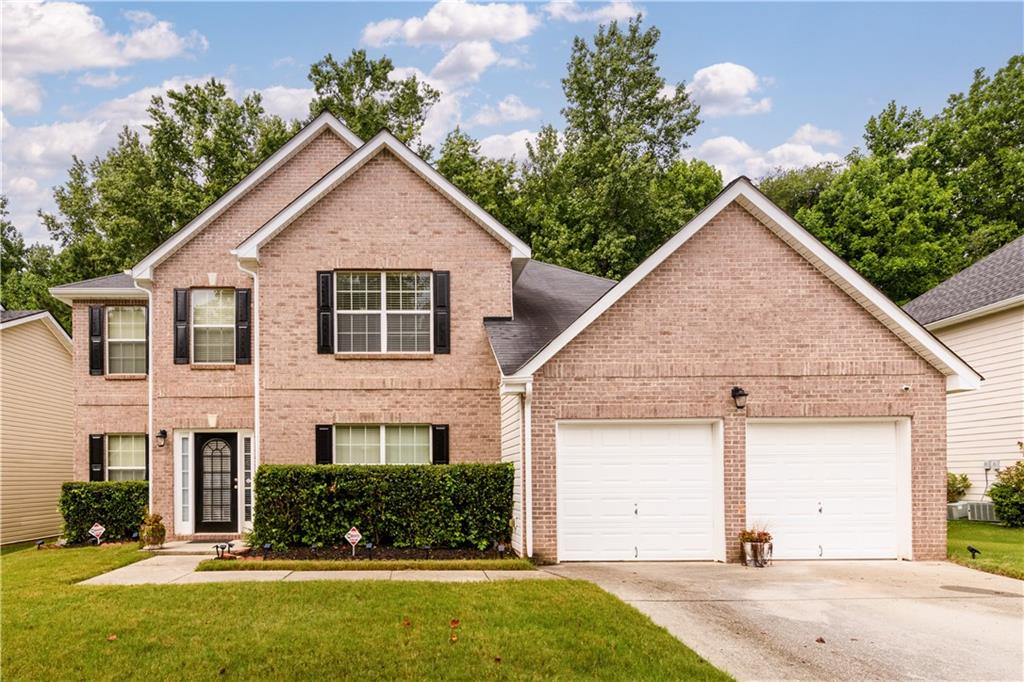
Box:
[1,320,73,543]
[935,305,1024,501]
[500,392,524,556]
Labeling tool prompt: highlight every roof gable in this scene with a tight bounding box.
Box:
[511,178,981,393]
[0,310,72,352]
[131,112,363,281]
[234,130,531,261]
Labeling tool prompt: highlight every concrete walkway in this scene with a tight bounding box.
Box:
[79,554,556,585]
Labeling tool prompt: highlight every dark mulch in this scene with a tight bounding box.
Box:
[248,545,504,562]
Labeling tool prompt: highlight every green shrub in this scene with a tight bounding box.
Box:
[947,472,971,503]
[250,463,513,550]
[58,481,148,544]
[989,461,1024,527]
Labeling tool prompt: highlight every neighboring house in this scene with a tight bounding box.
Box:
[50,112,981,562]
[0,308,74,544]
[905,236,1024,501]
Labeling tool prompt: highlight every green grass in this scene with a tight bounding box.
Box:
[197,558,535,571]
[1,544,729,681]
[948,520,1024,580]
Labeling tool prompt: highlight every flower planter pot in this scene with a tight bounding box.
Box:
[742,541,772,567]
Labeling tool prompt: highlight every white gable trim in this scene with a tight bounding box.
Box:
[513,178,981,394]
[131,112,363,281]
[234,130,531,261]
[924,293,1024,331]
[1,311,73,353]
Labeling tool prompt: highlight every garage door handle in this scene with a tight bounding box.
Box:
[635,546,638,559]
[634,503,638,516]
[818,502,822,514]
[819,545,823,557]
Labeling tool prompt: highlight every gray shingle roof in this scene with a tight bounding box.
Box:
[486,260,615,375]
[904,235,1024,325]
[1,310,44,324]
[50,272,136,290]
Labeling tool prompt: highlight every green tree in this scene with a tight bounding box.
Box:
[527,16,707,278]
[759,163,841,217]
[1,197,66,326]
[308,50,440,154]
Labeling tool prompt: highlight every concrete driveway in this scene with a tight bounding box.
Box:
[545,561,1023,681]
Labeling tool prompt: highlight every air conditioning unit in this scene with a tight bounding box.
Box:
[966,501,1000,523]
[947,502,970,520]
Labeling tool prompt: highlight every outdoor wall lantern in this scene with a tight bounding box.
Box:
[731,386,749,410]
[156,429,168,448]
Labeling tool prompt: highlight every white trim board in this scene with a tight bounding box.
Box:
[131,112,363,282]
[50,287,146,305]
[234,129,532,261]
[511,177,981,394]
[924,293,1024,331]
[0,311,72,352]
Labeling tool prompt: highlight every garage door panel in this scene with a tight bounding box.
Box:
[747,420,901,560]
[558,421,717,561]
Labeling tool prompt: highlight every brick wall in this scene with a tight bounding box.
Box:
[529,202,947,562]
[258,148,512,462]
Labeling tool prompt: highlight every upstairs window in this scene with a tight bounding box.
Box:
[335,271,431,353]
[192,289,235,363]
[106,306,146,374]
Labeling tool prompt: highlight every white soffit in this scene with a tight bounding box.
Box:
[514,178,981,393]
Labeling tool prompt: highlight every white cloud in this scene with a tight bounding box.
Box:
[255,85,315,121]
[0,76,45,114]
[272,56,298,69]
[544,1,641,23]
[420,91,466,149]
[788,123,842,147]
[362,1,539,47]
[469,95,540,127]
[694,132,842,181]
[687,63,771,117]
[430,41,500,87]
[77,71,132,89]
[0,1,207,113]
[478,129,536,159]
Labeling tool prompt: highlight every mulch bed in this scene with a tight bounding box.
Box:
[237,545,504,562]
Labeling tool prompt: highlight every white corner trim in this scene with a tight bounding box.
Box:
[131,112,363,281]
[234,130,531,261]
[924,293,1024,331]
[514,178,982,394]
[0,311,72,352]
[133,278,155,513]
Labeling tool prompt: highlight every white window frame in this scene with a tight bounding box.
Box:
[105,433,147,481]
[105,305,147,375]
[333,271,433,354]
[333,424,432,465]
[191,288,236,364]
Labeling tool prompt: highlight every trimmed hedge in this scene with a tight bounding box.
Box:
[990,460,1024,527]
[250,463,513,550]
[58,481,148,544]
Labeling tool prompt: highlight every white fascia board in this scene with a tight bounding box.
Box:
[235,130,531,261]
[49,287,147,305]
[1,312,73,352]
[131,113,363,280]
[924,294,1024,331]
[516,178,983,393]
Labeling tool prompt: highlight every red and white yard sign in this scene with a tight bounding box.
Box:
[345,527,362,547]
[88,523,105,541]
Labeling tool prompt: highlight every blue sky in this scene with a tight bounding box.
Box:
[3,1,1021,242]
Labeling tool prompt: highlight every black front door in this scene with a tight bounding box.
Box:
[195,433,237,533]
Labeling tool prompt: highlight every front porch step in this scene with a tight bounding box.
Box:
[150,540,248,556]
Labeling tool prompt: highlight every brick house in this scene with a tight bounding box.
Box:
[52,113,980,562]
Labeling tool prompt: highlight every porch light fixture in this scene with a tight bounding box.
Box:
[156,429,168,448]
[731,386,749,410]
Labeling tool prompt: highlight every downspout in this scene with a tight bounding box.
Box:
[236,259,259,475]
[132,276,154,513]
[524,378,534,558]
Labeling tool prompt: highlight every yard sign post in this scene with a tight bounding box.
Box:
[345,527,362,557]
[88,523,105,544]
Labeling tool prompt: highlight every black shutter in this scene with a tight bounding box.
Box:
[433,271,450,354]
[431,424,449,465]
[235,288,251,364]
[89,434,105,481]
[173,289,190,364]
[315,424,333,464]
[144,433,149,481]
[317,271,333,354]
[88,305,104,375]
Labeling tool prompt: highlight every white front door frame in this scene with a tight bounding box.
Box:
[173,428,253,536]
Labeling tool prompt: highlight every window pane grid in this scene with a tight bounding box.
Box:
[107,434,146,480]
[385,425,431,464]
[334,425,381,464]
[334,271,431,353]
[192,289,235,363]
[107,307,146,374]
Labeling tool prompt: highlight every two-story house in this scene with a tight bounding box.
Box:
[53,112,980,562]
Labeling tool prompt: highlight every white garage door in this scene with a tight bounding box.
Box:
[558,421,718,561]
[746,420,907,560]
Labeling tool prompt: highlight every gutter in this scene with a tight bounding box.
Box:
[132,276,155,513]
[236,259,260,500]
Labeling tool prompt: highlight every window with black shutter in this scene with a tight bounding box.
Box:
[88,306,104,375]
[235,288,251,364]
[431,424,449,464]
[89,434,105,481]
[316,272,333,354]
[173,289,190,364]
[433,271,450,354]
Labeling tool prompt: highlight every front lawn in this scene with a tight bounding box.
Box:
[1,544,729,681]
[948,520,1024,580]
